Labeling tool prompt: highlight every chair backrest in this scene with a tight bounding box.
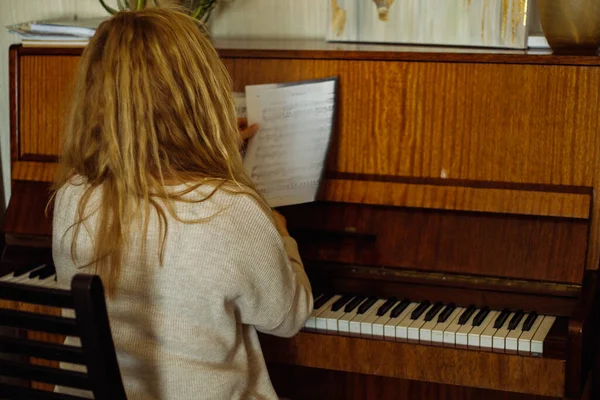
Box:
[0,273,127,400]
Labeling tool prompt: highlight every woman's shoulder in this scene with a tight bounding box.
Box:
[54,175,93,204]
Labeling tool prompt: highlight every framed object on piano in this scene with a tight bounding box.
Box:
[327,0,531,49]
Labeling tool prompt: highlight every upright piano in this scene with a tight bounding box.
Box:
[4,40,600,399]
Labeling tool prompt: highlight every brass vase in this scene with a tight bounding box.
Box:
[538,0,600,54]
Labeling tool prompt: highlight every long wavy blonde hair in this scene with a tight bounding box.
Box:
[53,7,266,294]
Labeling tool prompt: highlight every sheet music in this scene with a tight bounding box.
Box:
[243,78,337,207]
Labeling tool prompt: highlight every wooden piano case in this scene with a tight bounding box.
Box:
[7,41,600,399]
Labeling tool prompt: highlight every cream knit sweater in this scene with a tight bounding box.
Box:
[52,179,313,399]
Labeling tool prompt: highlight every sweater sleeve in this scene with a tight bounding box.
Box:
[229,196,313,338]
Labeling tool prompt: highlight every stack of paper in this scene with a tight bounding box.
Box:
[7,17,106,47]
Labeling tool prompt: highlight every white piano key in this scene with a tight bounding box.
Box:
[348,298,383,337]
[518,315,545,355]
[372,301,399,340]
[407,304,434,343]
[505,316,527,355]
[531,316,556,357]
[443,307,466,347]
[456,312,477,349]
[304,295,338,332]
[470,311,499,350]
[35,274,59,288]
[0,264,46,283]
[419,317,439,344]
[338,298,369,337]
[419,304,446,344]
[325,297,355,333]
[431,307,463,346]
[492,312,515,353]
[392,303,419,342]
[315,295,343,332]
[381,302,416,341]
[359,299,388,338]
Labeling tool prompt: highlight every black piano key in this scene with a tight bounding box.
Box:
[314,294,334,310]
[508,310,525,330]
[521,312,539,332]
[424,302,444,322]
[376,297,398,316]
[29,264,49,279]
[437,303,457,323]
[390,299,411,318]
[493,308,511,328]
[472,307,490,327]
[344,296,367,313]
[357,296,379,314]
[37,264,56,280]
[14,263,45,277]
[331,295,354,312]
[458,305,477,325]
[410,301,431,320]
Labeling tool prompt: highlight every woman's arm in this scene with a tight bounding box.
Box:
[230,197,313,338]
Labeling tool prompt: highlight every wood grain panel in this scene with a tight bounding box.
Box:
[230,58,318,91]
[260,332,566,397]
[11,161,56,182]
[321,178,591,219]
[283,202,589,284]
[19,55,80,159]
[267,365,568,400]
[227,56,600,271]
[4,181,52,245]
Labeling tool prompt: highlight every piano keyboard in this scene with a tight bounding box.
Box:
[0,262,58,288]
[0,264,558,358]
[305,294,557,357]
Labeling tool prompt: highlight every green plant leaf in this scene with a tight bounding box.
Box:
[99,0,119,14]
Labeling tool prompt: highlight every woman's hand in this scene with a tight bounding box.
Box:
[272,210,290,237]
[238,117,259,141]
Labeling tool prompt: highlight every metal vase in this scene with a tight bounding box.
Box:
[538,0,600,53]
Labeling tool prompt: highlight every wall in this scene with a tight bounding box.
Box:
[0,0,540,210]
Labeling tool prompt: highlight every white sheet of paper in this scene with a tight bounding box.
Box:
[244,79,336,207]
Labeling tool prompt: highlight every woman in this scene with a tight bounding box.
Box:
[52,7,312,400]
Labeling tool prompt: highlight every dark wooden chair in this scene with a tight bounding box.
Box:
[0,274,127,399]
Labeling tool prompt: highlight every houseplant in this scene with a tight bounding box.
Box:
[98,0,221,23]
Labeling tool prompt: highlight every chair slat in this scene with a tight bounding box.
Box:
[0,359,90,390]
[0,309,79,336]
[0,334,85,364]
[0,280,73,308]
[72,274,128,399]
[0,382,90,400]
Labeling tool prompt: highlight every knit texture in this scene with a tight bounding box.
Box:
[52,178,313,399]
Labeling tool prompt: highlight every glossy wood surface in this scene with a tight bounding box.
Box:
[16,39,600,66]
[267,364,593,400]
[18,55,79,161]
[4,181,52,246]
[283,202,589,284]
[322,178,591,219]
[260,332,566,397]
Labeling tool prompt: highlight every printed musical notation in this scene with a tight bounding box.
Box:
[242,78,338,207]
